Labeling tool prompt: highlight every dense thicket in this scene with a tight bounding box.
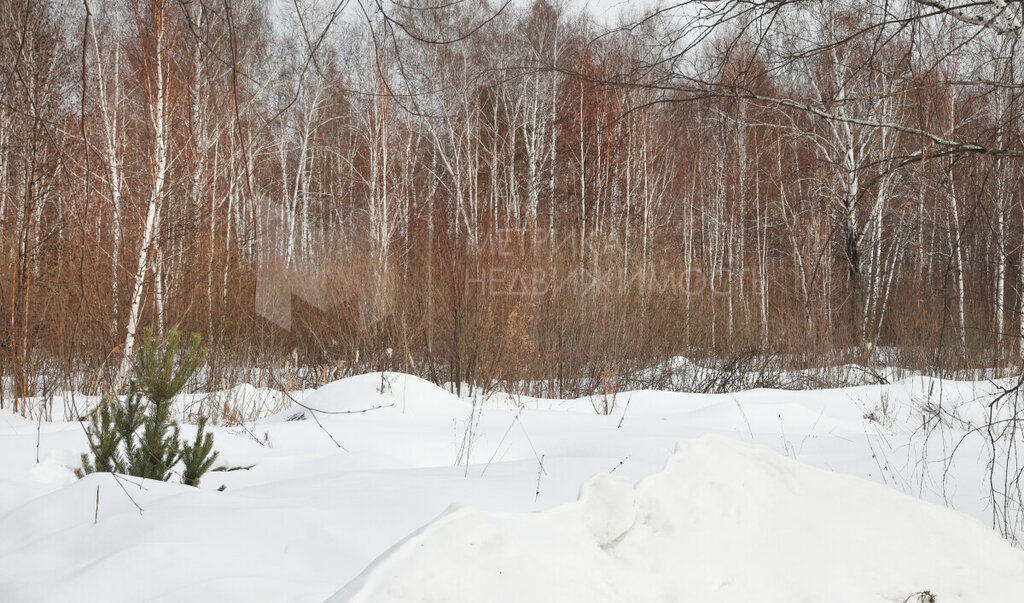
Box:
[2,0,1023,409]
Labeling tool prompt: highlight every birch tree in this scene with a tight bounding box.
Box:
[113,0,178,393]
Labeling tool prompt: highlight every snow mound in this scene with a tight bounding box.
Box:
[271,372,465,420]
[332,435,1024,603]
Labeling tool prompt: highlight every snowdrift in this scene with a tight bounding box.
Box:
[3,374,1022,601]
[268,372,468,420]
[333,436,1024,603]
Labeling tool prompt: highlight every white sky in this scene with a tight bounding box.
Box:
[571,0,655,24]
[268,0,659,29]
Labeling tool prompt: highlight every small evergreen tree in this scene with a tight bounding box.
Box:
[181,416,219,486]
[135,328,207,408]
[124,394,182,481]
[115,386,147,470]
[77,383,147,478]
[77,328,219,487]
[75,398,121,477]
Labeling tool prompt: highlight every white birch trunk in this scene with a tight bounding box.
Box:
[113,12,169,393]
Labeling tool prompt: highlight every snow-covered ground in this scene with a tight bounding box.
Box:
[1,372,1022,601]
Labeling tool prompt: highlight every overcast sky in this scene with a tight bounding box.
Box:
[266,0,659,30]
[570,0,654,23]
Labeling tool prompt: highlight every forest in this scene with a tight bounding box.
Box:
[2,0,1024,408]
[6,3,1024,599]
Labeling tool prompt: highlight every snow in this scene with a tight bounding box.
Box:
[1,372,1022,601]
[337,437,1024,603]
[3,382,305,425]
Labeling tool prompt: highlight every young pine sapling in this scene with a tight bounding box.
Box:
[77,328,219,487]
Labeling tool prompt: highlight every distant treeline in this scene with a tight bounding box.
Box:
[1,0,1023,408]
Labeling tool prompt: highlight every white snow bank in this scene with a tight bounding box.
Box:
[334,435,1024,603]
[2,374,1021,601]
[269,372,466,420]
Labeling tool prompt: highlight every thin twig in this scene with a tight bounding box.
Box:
[36,413,42,464]
[534,454,545,502]
[267,373,349,451]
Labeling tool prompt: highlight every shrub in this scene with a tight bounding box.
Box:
[76,328,219,487]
